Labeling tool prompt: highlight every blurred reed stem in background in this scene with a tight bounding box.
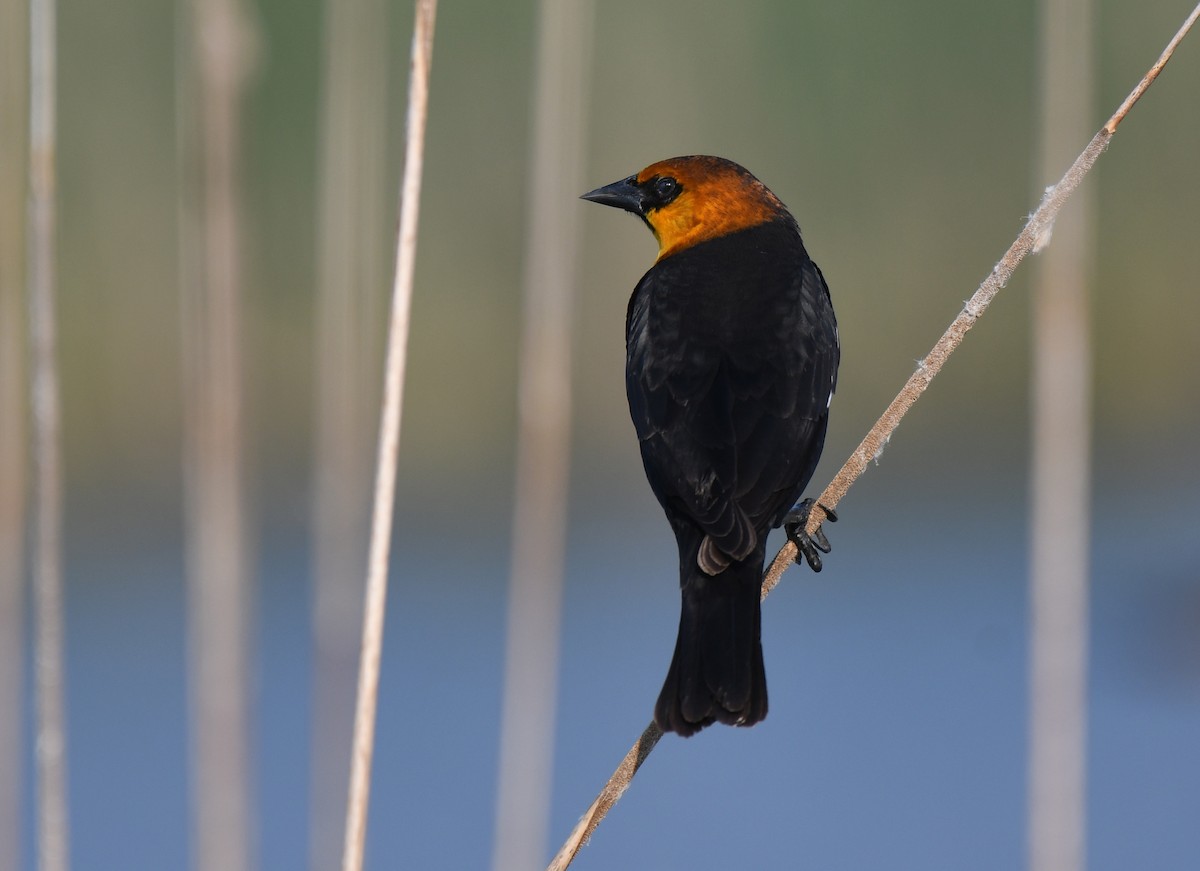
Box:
[0,0,29,867]
[176,0,258,869]
[340,3,437,869]
[491,1,593,869]
[1029,0,1094,869]
[309,0,387,866]
[28,0,70,866]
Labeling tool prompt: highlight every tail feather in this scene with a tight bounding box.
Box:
[654,550,767,736]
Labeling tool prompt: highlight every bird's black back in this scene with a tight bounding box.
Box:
[625,216,840,562]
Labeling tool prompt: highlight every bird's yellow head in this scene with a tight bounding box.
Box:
[581,156,788,260]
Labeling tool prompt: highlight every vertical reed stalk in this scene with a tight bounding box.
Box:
[1028,1,1093,869]
[0,0,30,867]
[340,3,438,870]
[491,2,593,868]
[177,0,257,869]
[28,0,69,867]
[310,0,387,866]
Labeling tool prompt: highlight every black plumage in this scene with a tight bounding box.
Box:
[583,157,839,736]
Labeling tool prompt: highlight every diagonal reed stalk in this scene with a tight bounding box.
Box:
[340,3,438,870]
[28,0,70,868]
[547,4,1200,867]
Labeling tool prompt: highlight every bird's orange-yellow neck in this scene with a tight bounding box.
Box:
[637,157,786,260]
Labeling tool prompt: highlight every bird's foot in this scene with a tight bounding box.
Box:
[784,498,837,572]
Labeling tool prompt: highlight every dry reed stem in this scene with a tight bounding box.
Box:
[547,6,1200,867]
[1105,1,1200,134]
[0,0,29,867]
[759,133,1109,598]
[309,0,387,866]
[545,723,661,871]
[491,2,593,869]
[178,0,257,869]
[340,3,438,870]
[1028,1,1094,869]
[28,0,70,868]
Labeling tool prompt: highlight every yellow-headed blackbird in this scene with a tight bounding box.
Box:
[582,156,839,736]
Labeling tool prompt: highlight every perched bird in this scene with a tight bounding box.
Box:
[581,156,840,736]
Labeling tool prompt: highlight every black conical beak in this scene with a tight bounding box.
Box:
[580,175,647,215]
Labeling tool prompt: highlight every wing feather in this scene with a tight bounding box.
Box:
[625,221,839,566]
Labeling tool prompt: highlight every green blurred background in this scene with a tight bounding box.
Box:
[52,0,1200,532]
[11,0,1200,868]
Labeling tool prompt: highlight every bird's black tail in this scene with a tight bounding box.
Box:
[654,548,767,737]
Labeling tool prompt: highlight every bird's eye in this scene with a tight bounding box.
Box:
[653,176,680,201]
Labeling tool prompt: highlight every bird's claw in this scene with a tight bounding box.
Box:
[784,498,837,572]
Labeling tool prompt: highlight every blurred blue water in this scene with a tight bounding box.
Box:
[16,485,1200,870]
